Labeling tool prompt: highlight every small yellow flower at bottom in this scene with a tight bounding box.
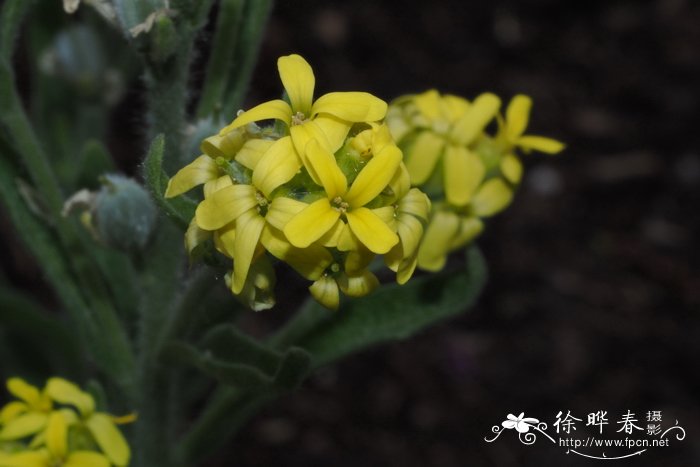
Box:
[0,412,110,467]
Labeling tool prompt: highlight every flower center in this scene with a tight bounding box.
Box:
[255,190,269,216]
[291,111,307,126]
[331,196,349,213]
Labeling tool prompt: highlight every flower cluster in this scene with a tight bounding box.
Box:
[386,90,564,271]
[166,55,430,310]
[0,377,133,467]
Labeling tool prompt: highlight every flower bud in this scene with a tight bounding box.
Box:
[93,174,157,252]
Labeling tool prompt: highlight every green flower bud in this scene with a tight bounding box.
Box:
[93,174,157,252]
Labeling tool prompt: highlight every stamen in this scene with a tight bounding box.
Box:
[331,196,350,213]
[291,111,307,126]
[255,191,269,215]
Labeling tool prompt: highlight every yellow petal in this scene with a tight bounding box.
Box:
[505,94,531,142]
[265,196,307,230]
[472,179,513,217]
[234,138,276,171]
[370,124,394,154]
[289,123,331,186]
[449,216,484,250]
[195,184,257,230]
[344,244,375,274]
[185,218,212,255]
[313,115,352,153]
[398,188,431,221]
[283,199,340,248]
[386,162,411,202]
[261,227,333,280]
[0,451,48,467]
[202,174,233,199]
[304,139,347,199]
[0,401,28,424]
[65,452,111,467]
[338,270,379,297]
[345,145,402,207]
[85,413,130,467]
[386,105,412,142]
[201,130,246,159]
[311,92,387,122]
[335,221,358,251]
[6,379,40,408]
[395,254,419,285]
[345,207,399,254]
[417,210,460,271]
[252,138,301,197]
[45,412,67,460]
[404,130,445,185]
[413,89,441,122]
[0,413,48,440]
[309,276,339,310]
[232,210,266,294]
[500,153,523,184]
[220,99,292,134]
[441,94,470,123]
[443,145,485,207]
[165,155,218,198]
[450,92,501,145]
[318,218,347,248]
[396,213,424,258]
[517,135,565,154]
[278,54,315,115]
[213,222,236,258]
[46,378,95,416]
[111,413,137,425]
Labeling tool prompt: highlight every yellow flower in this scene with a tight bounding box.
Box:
[398,90,501,208]
[495,94,565,184]
[0,412,110,467]
[0,379,52,442]
[166,55,432,310]
[500,95,565,155]
[194,137,313,294]
[388,90,564,272]
[219,54,387,179]
[283,136,400,255]
[45,378,131,467]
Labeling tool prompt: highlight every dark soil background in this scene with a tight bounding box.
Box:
[215,1,700,466]
[1,0,699,466]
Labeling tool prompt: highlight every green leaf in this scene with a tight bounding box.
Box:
[289,247,488,367]
[0,285,84,378]
[142,134,197,229]
[0,0,35,60]
[163,325,311,391]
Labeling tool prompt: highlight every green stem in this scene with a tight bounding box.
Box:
[145,45,194,173]
[196,0,245,119]
[221,0,274,117]
[154,267,218,356]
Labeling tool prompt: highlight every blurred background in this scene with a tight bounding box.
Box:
[2,0,699,465]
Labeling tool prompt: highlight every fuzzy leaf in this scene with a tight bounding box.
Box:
[142,134,197,229]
